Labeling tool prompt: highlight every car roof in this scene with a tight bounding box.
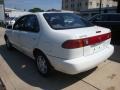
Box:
[16,11,74,18]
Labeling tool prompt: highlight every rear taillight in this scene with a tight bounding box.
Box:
[62,40,84,49]
[62,32,111,49]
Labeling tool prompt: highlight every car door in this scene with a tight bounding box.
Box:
[18,15,40,56]
[11,16,27,48]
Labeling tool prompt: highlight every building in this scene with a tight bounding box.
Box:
[79,7,117,19]
[62,0,117,11]
[62,0,118,19]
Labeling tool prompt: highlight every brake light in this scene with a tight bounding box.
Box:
[62,32,111,49]
[84,32,111,46]
[62,40,84,49]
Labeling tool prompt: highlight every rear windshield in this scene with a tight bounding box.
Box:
[43,13,93,30]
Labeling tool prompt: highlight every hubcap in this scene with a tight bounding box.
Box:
[37,56,47,74]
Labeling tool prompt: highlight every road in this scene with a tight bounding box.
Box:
[0,27,120,90]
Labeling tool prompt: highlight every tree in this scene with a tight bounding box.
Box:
[113,0,120,13]
[47,8,60,12]
[28,8,44,12]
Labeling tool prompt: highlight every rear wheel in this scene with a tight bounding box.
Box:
[36,53,52,77]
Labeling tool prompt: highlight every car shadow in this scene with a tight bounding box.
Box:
[0,44,96,90]
[111,39,120,46]
[111,31,120,45]
[109,34,120,63]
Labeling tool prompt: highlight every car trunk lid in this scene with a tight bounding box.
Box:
[60,26,111,57]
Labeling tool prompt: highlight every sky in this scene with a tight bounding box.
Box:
[4,0,62,11]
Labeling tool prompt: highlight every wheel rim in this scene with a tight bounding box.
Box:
[37,56,48,74]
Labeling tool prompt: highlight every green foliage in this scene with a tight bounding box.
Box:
[28,8,44,13]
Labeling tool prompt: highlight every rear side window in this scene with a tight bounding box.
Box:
[24,15,40,32]
[43,13,93,30]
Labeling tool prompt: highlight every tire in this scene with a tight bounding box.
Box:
[36,53,52,77]
[5,38,12,49]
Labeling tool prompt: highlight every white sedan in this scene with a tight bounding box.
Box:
[4,12,114,76]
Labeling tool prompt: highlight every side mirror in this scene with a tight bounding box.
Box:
[6,25,12,29]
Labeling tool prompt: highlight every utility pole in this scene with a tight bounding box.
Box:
[99,0,102,14]
[3,0,6,24]
[0,0,5,26]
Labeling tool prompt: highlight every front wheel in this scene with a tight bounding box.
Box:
[36,53,52,76]
[5,38,12,49]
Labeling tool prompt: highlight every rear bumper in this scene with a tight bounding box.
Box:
[47,45,114,75]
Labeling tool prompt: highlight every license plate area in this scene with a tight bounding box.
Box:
[84,42,106,56]
[83,36,110,56]
[91,42,104,53]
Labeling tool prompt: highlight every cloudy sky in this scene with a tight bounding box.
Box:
[4,0,62,11]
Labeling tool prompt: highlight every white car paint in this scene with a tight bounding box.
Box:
[5,12,114,75]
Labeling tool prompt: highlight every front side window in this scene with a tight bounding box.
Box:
[43,13,93,30]
[13,15,39,32]
[13,16,27,30]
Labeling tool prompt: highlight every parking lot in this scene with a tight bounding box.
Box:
[0,27,120,90]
